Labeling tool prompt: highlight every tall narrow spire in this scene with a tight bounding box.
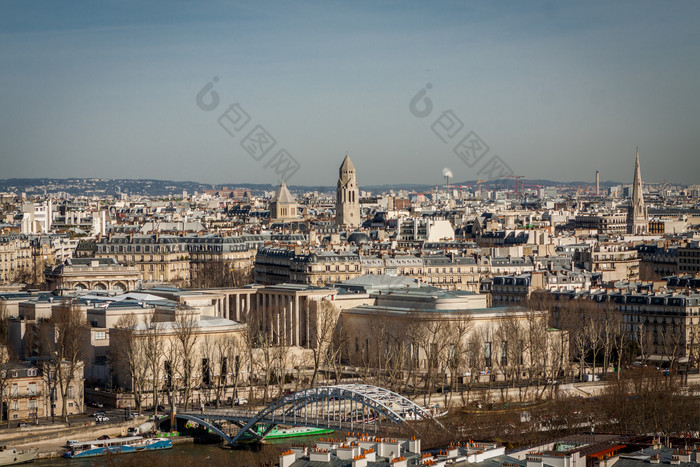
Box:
[627,147,648,235]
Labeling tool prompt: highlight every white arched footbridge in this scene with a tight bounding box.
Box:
[176,384,441,445]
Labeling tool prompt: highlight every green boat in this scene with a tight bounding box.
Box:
[239,425,334,442]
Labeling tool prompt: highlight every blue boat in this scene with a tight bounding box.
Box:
[64,436,173,458]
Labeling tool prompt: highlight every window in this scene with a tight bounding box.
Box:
[202,358,211,386]
[28,383,37,396]
[484,342,492,367]
[68,386,74,398]
[164,361,172,387]
[95,331,107,340]
[500,342,508,366]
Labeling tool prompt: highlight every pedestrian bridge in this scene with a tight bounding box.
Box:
[175,384,439,445]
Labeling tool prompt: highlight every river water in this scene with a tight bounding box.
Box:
[34,435,322,466]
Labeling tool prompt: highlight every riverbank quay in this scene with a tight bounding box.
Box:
[0,415,193,460]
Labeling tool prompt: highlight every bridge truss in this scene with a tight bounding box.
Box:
[176,383,440,445]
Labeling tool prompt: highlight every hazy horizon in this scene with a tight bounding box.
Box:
[2,1,699,187]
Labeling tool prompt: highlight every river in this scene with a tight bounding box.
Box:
[33,435,322,466]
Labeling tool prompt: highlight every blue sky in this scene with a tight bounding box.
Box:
[1,1,699,186]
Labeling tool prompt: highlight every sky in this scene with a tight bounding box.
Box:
[1,1,699,187]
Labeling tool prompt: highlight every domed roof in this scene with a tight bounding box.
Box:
[347,232,371,245]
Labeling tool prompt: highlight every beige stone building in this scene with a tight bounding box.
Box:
[269,181,299,222]
[340,287,568,382]
[2,360,84,422]
[45,257,141,292]
[108,306,247,409]
[95,234,190,285]
[0,235,32,284]
[581,242,640,282]
[257,247,491,291]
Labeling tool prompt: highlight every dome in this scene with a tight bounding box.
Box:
[347,232,371,245]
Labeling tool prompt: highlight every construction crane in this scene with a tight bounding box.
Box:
[505,175,524,198]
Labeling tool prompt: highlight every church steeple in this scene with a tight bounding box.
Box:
[627,147,648,235]
[336,154,360,229]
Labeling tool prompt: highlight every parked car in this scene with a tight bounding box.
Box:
[98,435,110,440]
[234,398,248,406]
[95,415,109,423]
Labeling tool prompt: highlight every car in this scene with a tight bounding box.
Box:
[93,411,106,418]
[95,415,109,423]
[98,435,110,440]
[234,398,248,406]
[18,422,28,428]
[89,401,105,408]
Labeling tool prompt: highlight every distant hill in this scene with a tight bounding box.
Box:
[0,177,644,198]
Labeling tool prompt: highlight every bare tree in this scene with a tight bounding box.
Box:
[0,345,10,424]
[612,314,629,380]
[190,261,253,288]
[272,334,290,398]
[142,310,165,416]
[659,322,685,373]
[0,300,9,347]
[309,300,340,387]
[325,316,348,385]
[111,314,149,413]
[226,333,248,405]
[40,300,88,417]
[202,335,244,408]
[584,314,601,379]
[173,307,199,411]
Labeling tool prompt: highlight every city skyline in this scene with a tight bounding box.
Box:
[2,1,699,186]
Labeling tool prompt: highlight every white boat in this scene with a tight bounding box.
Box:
[64,436,173,459]
[0,446,38,466]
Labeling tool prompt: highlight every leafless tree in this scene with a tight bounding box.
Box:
[598,367,698,436]
[0,345,10,424]
[190,261,253,288]
[142,310,165,416]
[309,300,340,387]
[612,314,628,380]
[272,334,291,398]
[40,300,88,417]
[173,306,199,411]
[326,316,349,385]
[0,300,9,347]
[111,314,149,413]
[584,314,601,379]
[659,322,685,373]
